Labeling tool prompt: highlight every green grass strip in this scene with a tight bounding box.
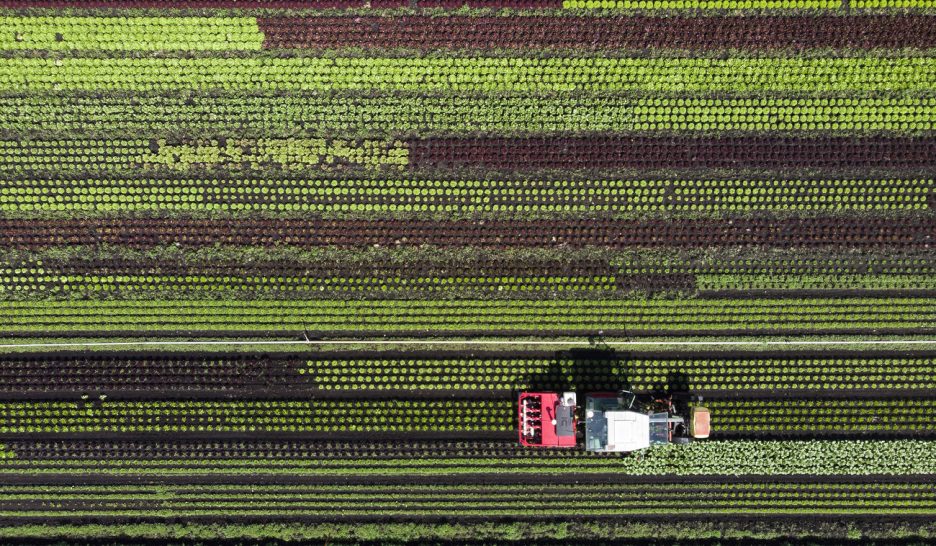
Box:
[0,56,930,93]
[0,178,928,215]
[0,298,934,334]
[564,0,838,6]
[3,94,934,137]
[0,17,262,51]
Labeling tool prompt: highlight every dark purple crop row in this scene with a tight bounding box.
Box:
[408,137,936,171]
[2,217,931,249]
[261,15,936,50]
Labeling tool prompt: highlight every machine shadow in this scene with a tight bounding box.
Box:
[524,347,635,394]
[523,349,695,398]
[663,369,695,414]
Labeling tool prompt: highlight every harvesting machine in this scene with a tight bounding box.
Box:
[518,391,710,452]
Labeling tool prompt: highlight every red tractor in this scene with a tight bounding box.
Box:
[519,390,710,452]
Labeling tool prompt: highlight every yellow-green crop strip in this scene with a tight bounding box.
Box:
[0,298,935,334]
[0,56,931,93]
[0,178,928,215]
[0,138,409,174]
[3,94,934,137]
[0,17,263,50]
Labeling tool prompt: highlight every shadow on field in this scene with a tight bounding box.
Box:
[524,347,696,397]
[524,347,634,393]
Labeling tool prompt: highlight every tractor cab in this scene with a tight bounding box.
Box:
[584,392,709,453]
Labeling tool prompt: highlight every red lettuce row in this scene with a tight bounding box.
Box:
[2,216,932,249]
[261,15,936,50]
[408,137,936,170]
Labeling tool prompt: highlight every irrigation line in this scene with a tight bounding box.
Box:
[4,338,936,349]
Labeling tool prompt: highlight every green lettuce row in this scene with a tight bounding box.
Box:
[0,178,928,215]
[4,93,934,137]
[0,482,929,517]
[615,252,936,292]
[0,481,929,499]
[0,398,927,435]
[698,273,936,291]
[0,520,932,542]
[0,56,930,93]
[0,17,262,51]
[0,507,932,517]
[6,247,936,301]
[0,399,511,434]
[2,272,936,301]
[5,351,934,393]
[3,335,931,356]
[0,139,408,176]
[2,342,936,393]
[699,398,936,433]
[1,440,934,476]
[615,252,936,275]
[304,355,936,392]
[0,272,620,300]
[1,298,935,334]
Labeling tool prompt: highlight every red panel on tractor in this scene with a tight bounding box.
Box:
[518,392,576,448]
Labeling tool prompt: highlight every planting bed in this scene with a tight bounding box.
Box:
[0,2,934,544]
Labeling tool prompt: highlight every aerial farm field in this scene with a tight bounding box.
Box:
[0,0,935,544]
